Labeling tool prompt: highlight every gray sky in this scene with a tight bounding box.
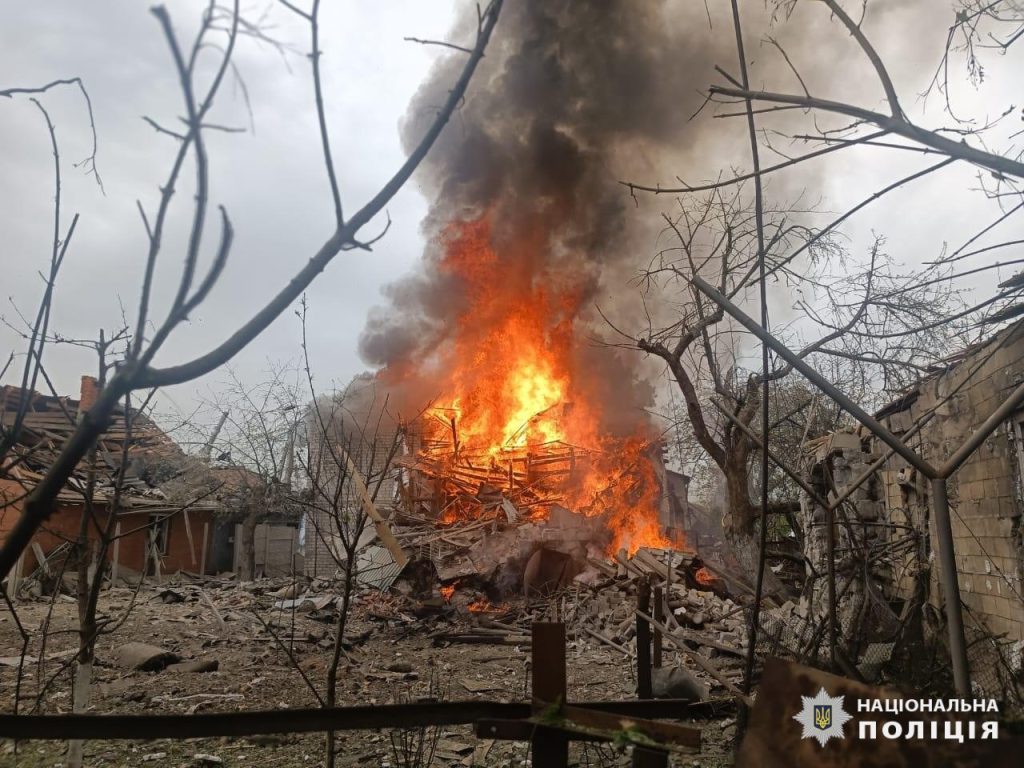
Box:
[2,1,1021,435]
[1,0,457,425]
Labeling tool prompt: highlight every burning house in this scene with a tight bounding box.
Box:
[302,370,699,594]
[342,3,723,589]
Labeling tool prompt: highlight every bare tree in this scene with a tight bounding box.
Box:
[621,0,1024,699]
[0,5,501,762]
[626,1,1024,309]
[617,188,965,540]
[192,365,302,580]
[0,81,94,471]
[0,325,218,767]
[0,0,504,584]
[66,330,128,768]
[294,310,404,767]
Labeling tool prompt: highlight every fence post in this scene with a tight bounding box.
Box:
[532,622,568,768]
[637,578,652,699]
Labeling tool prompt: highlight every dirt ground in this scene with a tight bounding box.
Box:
[0,577,735,767]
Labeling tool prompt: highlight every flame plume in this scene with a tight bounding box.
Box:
[402,216,670,555]
[360,1,729,556]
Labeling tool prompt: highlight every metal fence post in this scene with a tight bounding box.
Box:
[931,478,971,696]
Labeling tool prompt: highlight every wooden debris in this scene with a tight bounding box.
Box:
[637,610,752,706]
[339,444,409,569]
[432,631,531,646]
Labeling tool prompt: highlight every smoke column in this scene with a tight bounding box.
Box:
[359,0,735,428]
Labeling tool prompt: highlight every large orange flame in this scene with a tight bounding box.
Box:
[433,216,587,454]
[413,215,677,556]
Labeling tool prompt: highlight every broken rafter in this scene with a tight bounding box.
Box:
[337,442,409,569]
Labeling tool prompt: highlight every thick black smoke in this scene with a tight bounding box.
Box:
[358,1,745,430]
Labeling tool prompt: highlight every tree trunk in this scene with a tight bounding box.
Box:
[67,642,93,768]
[722,452,756,536]
[720,444,768,588]
[239,508,258,580]
[325,557,355,768]
[68,523,96,768]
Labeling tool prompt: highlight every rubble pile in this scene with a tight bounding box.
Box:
[570,551,748,657]
[65,540,759,704]
[392,502,608,592]
[398,438,592,526]
[391,543,759,700]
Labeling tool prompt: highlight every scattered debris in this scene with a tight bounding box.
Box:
[114,642,180,672]
[167,658,219,674]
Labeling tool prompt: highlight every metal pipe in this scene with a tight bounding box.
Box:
[931,478,972,696]
[201,410,229,462]
[939,377,1024,477]
[691,275,974,695]
[691,276,938,479]
[826,504,837,670]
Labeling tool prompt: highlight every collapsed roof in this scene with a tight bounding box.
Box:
[0,381,212,513]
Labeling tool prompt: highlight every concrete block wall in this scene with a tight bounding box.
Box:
[877,323,1024,644]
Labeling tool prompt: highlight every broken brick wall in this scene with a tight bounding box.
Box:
[877,323,1024,648]
[0,485,216,578]
[798,323,1024,698]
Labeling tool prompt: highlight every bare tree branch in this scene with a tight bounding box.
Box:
[0,0,504,582]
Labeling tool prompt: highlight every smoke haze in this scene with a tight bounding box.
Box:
[359,0,740,432]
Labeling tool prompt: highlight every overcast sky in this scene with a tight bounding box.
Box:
[2,1,1021,435]
[0,1,459,427]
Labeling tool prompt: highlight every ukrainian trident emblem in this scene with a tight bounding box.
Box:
[793,688,852,746]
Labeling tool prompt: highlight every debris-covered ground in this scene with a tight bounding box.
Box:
[0,556,744,767]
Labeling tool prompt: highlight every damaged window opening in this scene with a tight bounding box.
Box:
[150,515,171,557]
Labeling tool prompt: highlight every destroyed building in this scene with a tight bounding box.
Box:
[302,382,707,602]
[205,463,302,578]
[803,321,1024,706]
[0,376,219,585]
[0,376,301,588]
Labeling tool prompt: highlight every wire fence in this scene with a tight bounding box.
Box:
[748,557,1024,716]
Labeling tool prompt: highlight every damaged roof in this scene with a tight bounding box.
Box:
[874,318,1024,419]
[0,383,215,512]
